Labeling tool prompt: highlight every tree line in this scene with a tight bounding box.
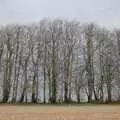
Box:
[0,19,120,103]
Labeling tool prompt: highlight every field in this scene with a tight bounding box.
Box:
[0,105,120,120]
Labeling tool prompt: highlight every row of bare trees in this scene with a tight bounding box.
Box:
[0,19,120,103]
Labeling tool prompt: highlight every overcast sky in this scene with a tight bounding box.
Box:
[0,0,119,28]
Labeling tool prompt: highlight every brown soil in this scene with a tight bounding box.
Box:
[0,105,120,120]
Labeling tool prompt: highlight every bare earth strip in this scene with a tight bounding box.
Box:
[0,105,120,120]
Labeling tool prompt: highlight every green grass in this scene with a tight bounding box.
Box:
[0,101,120,106]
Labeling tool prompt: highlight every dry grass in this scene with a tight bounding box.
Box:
[0,105,120,120]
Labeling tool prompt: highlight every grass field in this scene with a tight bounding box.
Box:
[0,105,120,120]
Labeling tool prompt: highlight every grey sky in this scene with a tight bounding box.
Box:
[0,0,120,28]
